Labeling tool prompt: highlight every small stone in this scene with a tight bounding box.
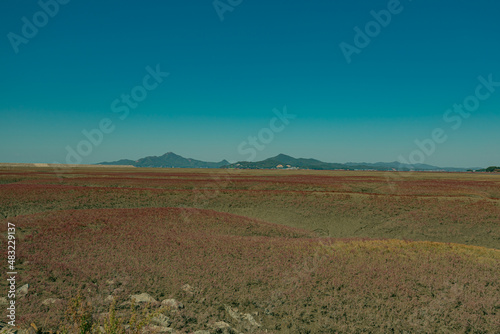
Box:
[213,321,230,329]
[151,314,171,327]
[181,284,195,294]
[161,298,184,309]
[0,297,7,305]
[105,295,115,303]
[223,304,260,327]
[130,293,157,303]
[17,284,29,297]
[224,304,241,321]
[242,313,261,327]
[42,298,61,306]
[193,331,211,334]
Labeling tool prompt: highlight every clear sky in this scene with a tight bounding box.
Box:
[1,0,499,167]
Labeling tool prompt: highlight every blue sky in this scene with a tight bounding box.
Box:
[1,0,499,167]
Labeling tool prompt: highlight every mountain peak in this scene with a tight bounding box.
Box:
[274,153,294,160]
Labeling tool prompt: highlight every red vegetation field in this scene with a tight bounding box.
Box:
[0,167,499,333]
[4,208,500,333]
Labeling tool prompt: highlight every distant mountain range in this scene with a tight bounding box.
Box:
[97,152,481,171]
[98,152,229,168]
[223,154,473,171]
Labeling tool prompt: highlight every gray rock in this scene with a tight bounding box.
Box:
[161,298,184,309]
[41,298,61,306]
[0,297,7,305]
[151,314,171,327]
[242,313,261,327]
[224,305,261,327]
[225,304,241,321]
[17,284,29,297]
[130,293,157,303]
[213,321,230,329]
[181,284,196,295]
